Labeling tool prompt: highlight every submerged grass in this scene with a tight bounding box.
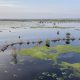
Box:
[18,45,80,62]
[60,62,80,77]
[19,46,58,60]
[53,45,80,54]
[18,45,80,77]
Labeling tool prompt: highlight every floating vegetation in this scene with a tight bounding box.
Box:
[18,42,23,45]
[18,44,80,79]
[38,40,43,45]
[18,45,80,63]
[45,40,50,47]
[60,62,80,77]
[34,69,75,80]
[18,46,58,62]
[27,42,30,45]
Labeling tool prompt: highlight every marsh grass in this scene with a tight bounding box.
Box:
[18,45,80,77]
[18,45,80,62]
[60,62,80,77]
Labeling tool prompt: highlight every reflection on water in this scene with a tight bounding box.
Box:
[45,40,50,47]
[65,33,71,44]
[57,31,60,35]
[65,40,70,44]
[11,47,17,64]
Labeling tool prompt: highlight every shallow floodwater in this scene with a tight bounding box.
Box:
[58,52,80,63]
[0,21,80,80]
[0,50,54,80]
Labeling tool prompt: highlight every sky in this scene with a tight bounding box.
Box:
[0,0,80,19]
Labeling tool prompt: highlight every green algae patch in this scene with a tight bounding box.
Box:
[53,45,80,54]
[18,45,80,60]
[18,45,80,61]
[60,62,80,77]
[18,46,59,61]
[18,45,80,78]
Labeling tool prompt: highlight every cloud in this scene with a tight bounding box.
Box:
[0,0,21,6]
[0,0,79,18]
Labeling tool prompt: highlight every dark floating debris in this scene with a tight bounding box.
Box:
[5,45,9,48]
[79,38,80,40]
[18,42,23,45]
[65,32,71,44]
[38,40,43,44]
[0,33,78,52]
[32,41,35,44]
[65,40,70,44]
[66,33,71,39]
[0,30,2,32]
[1,46,7,52]
[11,27,16,29]
[27,42,30,45]
[57,38,61,41]
[57,31,60,35]
[9,30,11,32]
[71,38,75,41]
[63,38,66,40]
[10,43,15,46]
[54,23,56,25]
[51,39,57,42]
[45,40,50,47]
[19,36,21,39]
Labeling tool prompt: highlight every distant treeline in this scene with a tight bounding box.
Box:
[0,19,80,22]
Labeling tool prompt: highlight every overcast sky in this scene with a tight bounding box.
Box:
[0,0,80,19]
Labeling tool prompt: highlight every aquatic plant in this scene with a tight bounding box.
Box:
[65,33,71,40]
[38,40,43,45]
[60,62,80,77]
[18,45,80,63]
[45,40,50,47]
[66,33,71,35]
[19,45,80,57]
[18,45,80,78]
